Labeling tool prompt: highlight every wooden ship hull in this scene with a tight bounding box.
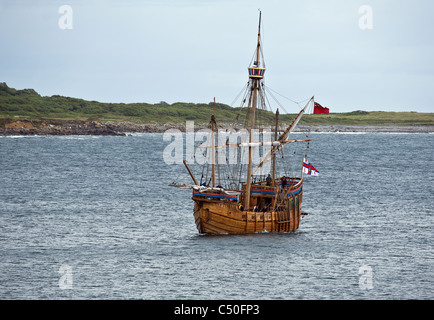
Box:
[193,177,304,234]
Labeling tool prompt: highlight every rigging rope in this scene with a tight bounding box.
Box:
[263,85,311,111]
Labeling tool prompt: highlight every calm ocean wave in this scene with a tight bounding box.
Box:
[0,133,433,299]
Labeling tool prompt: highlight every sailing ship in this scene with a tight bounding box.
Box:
[170,12,316,234]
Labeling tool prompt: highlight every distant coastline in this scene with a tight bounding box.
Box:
[1,82,433,135]
[1,119,433,136]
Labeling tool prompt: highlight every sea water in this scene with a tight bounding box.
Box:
[0,132,432,299]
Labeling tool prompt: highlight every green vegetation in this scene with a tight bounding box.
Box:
[0,82,238,124]
[1,82,433,126]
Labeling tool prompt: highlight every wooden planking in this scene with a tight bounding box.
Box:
[201,212,246,233]
[193,195,303,234]
[201,203,247,233]
[296,191,302,229]
[291,197,295,232]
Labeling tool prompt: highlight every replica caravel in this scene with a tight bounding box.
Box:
[171,12,317,234]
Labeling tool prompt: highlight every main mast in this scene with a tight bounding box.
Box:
[245,11,265,210]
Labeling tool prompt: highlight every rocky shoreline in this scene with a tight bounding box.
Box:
[1,119,433,136]
[297,124,434,133]
[0,120,181,136]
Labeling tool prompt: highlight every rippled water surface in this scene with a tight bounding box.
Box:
[0,133,433,299]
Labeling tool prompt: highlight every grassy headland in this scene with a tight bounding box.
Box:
[1,82,433,132]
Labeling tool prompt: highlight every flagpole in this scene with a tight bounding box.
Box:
[301,157,304,179]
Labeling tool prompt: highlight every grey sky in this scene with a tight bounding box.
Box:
[1,0,433,113]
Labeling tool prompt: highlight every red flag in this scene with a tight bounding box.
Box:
[314,102,329,114]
